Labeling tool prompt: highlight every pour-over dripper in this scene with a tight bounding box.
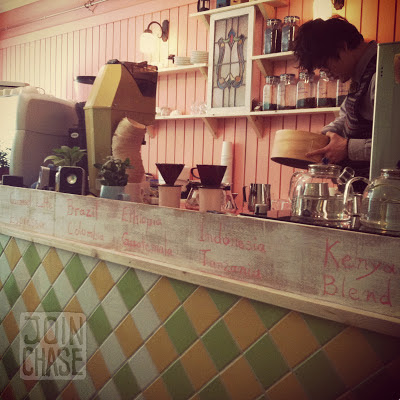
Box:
[156,163,184,186]
[191,164,227,187]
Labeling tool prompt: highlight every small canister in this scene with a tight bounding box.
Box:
[317,70,336,107]
[296,71,316,109]
[277,73,297,110]
[281,16,300,52]
[336,79,351,107]
[262,75,279,110]
[264,19,282,54]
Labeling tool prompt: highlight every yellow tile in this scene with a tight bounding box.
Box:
[270,311,319,368]
[183,287,220,335]
[324,327,383,387]
[22,281,41,312]
[42,248,64,284]
[61,380,80,400]
[65,312,86,336]
[4,238,22,270]
[146,326,178,372]
[224,298,266,351]
[115,314,143,358]
[89,261,114,301]
[64,295,84,314]
[267,373,309,400]
[86,350,111,391]
[143,377,172,400]
[3,311,19,343]
[180,340,217,390]
[220,356,263,400]
[148,277,180,322]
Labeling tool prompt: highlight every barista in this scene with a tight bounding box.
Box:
[293,16,377,179]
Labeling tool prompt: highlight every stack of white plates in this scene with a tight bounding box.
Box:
[174,56,191,66]
[190,50,209,64]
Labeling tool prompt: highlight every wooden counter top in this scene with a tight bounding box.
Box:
[1,185,399,337]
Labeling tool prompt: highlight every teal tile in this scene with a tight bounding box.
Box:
[23,244,41,277]
[245,334,289,389]
[207,288,239,314]
[295,350,346,400]
[42,288,62,313]
[65,254,87,291]
[3,348,19,379]
[117,269,144,310]
[40,379,59,400]
[87,304,112,346]
[162,360,194,400]
[114,362,140,400]
[251,300,289,329]
[302,313,345,345]
[169,278,197,302]
[199,376,230,400]
[353,367,400,400]
[165,306,197,354]
[3,273,20,307]
[361,329,400,364]
[202,320,240,371]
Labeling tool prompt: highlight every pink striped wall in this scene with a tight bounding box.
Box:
[0,0,399,206]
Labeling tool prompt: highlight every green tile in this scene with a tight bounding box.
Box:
[169,278,197,302]
[114,362,140,400]
[361,329,400,364]
[3,273,20,307]
[3,348,19,379]
[162,360,194,400]
[202,320,240,371]
[251,300,289,329]
[165,306,197,354]
[294,350,346,400]
[40,379,59,400]
[207,288,239,314]
[42,288,62,313]
[302,313,345,345]
[23,244,41,277]
[353,367,400,400]
[87,304,112,346]
[65,254,87,291]
[117,269,144,310]
[199,376,230,400]
[245,333,289,389]
[0,242,3,254]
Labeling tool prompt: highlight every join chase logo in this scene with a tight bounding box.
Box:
[19,312,87,380]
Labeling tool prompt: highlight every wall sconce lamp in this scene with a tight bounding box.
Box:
[139,20,169,54]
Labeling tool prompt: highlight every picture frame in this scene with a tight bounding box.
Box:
[206,6,255,115]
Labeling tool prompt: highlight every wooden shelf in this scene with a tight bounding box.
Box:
[190,0,288,29]
[155,107,340,138]
[157,63,208,78]
[252,51,295,76]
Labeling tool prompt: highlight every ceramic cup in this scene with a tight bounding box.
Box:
[158,185,181,208]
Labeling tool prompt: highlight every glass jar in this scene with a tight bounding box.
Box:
[263,75,279,110]
[264,19,282,54]
[317,70,336,107]
[281,16,300,52]
[185,181,201,210]
[296,71,316,109]
[336,79,351,106]
[277,73,297,110]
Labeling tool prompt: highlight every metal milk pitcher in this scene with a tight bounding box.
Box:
[243,183,271,212]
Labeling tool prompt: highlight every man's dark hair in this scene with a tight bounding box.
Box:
[293,16,364,73]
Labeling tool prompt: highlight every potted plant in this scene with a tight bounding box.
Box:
[44,145,86,167]
[0,148,10,179]
[94,156,131,199]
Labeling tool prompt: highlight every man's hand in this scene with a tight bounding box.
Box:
[306,131,348,164]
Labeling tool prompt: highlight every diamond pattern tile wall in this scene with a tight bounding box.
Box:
[0,234,399,400]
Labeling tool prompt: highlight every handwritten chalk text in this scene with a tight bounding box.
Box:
[67,221,104,241]
[67,199,98,220]
[122,232,172,256]
[121,207,162,228]
[199,221,265,253]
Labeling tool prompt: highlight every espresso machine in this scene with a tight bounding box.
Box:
[84,60,157,195]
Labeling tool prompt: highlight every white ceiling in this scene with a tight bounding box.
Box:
[0,0,40,13]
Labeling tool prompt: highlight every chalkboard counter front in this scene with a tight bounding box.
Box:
[1,185,399,338]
